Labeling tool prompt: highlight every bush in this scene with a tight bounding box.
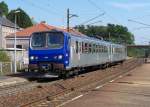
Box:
[0,50,10,62]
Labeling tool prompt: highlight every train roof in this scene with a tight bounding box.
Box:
[31,30,125,47]
[67,32,124,46]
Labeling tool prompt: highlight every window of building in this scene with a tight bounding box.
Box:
[16,45,23,49]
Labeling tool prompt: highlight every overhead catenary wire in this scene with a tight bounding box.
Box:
[22,0,63,16]
[20,0,65,26]
[128,19,150,27]
[88,20,102,25]
[87,0,105,12]
[79,12,105,25]
[87,0,122,25]
[132,27,150,31]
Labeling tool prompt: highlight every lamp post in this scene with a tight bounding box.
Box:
[67,8,78,32]
[14,10,20,73]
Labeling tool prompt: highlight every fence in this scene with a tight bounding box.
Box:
[0,61,26,75]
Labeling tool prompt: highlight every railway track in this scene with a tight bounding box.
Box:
[17,58,144,107]
[0,58,144,107]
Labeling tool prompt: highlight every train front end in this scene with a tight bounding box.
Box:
[29,31,70,74]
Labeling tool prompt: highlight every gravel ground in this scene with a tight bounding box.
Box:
[0,58,144,107]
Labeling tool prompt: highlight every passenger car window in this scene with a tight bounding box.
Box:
[76,41,78,53]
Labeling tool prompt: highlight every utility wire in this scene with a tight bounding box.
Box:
[132,27,150,30]
[87,0,105,12]
[22,0,62,16]
[79,12,105,25]
[87,0,122,24]
[128,19,150,27]
[88,20,102,25]
[37,0,64,14]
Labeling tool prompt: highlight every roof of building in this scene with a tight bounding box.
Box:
[0,16,19,28]
[6,22,84,38]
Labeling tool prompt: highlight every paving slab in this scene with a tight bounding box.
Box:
[63,64,150,107]
[0,76,29,87]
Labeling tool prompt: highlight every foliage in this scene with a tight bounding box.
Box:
[127,48,146,58]
[7,8,33,28]
[0,1,8,16]
[0,50,10,62]
[75,24,135,44]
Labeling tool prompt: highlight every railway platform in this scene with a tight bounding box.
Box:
[0,76,28,87]
[62,63,150,107]
[0,72,35,88]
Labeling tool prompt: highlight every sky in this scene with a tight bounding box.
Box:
[1,0,150,45]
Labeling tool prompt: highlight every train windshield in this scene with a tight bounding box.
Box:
[31,32,64,49]
[31,33,46,48]
[47,32,64,49]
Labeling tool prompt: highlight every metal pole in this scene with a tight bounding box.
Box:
[10,62,13,73]
[0,62,2,74]
[67,8,69,32]
[14,13,17,73]
[0,24,2,49]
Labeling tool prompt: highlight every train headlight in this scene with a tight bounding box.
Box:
[58,55,63,59]
[30,56,34,60]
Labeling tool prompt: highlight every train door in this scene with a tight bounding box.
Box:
[70,38,80,67]
[110,44,113,62]
[108,44,111,63]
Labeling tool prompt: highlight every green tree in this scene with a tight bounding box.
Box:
[7,8,33,28]
[0,1,8,16]
[75,24,134,44]
[0,50,10,62]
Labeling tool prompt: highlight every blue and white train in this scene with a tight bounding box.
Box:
[29,30,127,77]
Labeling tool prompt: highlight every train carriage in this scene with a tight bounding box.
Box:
[29,30,126,77]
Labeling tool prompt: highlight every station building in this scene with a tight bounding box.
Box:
[0,16,20,49]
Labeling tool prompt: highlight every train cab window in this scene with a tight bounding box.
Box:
[76,41,78,53]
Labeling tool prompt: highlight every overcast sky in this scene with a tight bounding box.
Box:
[2,0,150,45]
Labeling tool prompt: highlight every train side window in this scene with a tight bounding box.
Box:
[78,42,80,53]
[99,45,101,52]
[105,46,107,52]
[93,44,95,53]
[101,45,103,53]
[96,45,98,53]
[76,41,78,53]
[98,45,100,52]
[89,44,92,53]
[82,42,84,53]
[104,46,106,53]
[85,43,88,53]
[79,42,82,53]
